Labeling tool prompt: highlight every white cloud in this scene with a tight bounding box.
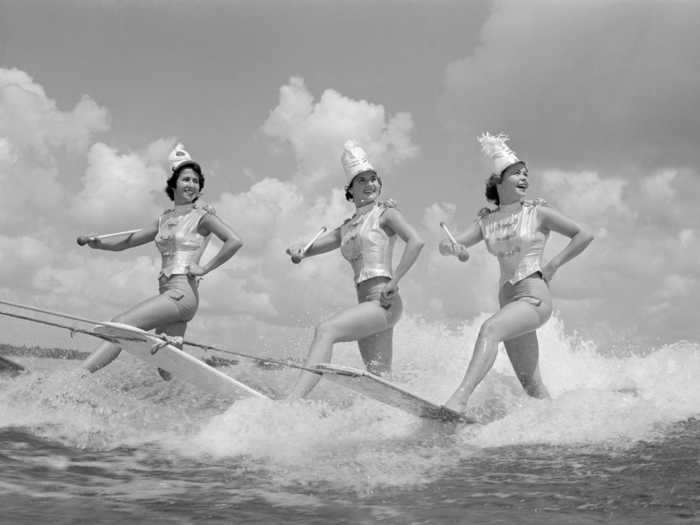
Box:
[0,68,110,230]
[679,229,694,249]
[70,142,168,230]
[642,170,677,202]
[441,1,700,169]
[263,77,418,190]
[0,68,108,156]
[538,169,631,225]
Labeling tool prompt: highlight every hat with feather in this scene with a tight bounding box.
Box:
[478,133,522,176]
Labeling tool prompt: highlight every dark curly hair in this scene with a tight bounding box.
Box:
[345,170,382,201]
[484,173,501,205]
[165,162,204,201]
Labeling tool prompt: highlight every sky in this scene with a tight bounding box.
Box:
[1,0,699,353]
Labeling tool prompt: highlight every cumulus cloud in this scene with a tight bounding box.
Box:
[263,77,418,190]
[0,68,108,157]
[538,169,631,227]
[441,0,700,170]
[70,141,170,230]
[0,68,109,231]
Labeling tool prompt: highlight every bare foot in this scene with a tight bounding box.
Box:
[443,393,469,415]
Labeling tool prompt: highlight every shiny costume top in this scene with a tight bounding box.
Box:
[340,202,396,284]
[155,203,213,278]
[478,199,548,285]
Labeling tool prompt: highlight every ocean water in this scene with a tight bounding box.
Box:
[1,316,698,524]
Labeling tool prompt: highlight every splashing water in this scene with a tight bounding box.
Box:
[1,314,698,522]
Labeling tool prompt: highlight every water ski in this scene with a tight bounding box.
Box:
[313,363,476,424]
[93,322,269,399]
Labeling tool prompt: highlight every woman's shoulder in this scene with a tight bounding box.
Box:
[476,206,495,221]
[377,199,399,218]
[159,202,216,224]
[523,198,548,208]
[194,201,216,215]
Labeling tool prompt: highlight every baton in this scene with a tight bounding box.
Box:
[439,222,458,245]
[302,227,327,255]
[76,229,142,246]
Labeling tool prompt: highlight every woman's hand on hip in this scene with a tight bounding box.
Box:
[187,263,207,278]
[540,262,557,283]
[380,280,399,309]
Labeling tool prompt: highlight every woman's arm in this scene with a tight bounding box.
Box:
[86,221,158,251]
[438,221,483,261]
[538,206,594,282]
[193,214,243,276]
[381,208,424,285]
[286,227,341,263]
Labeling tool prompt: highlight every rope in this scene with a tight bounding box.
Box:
[0,299,101,326]
[0,310,121,343]
[0,300,318,374]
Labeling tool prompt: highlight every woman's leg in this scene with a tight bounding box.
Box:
[153,320,188,381]
[503,332,549,399]
[82,294,184,373]
[287,301,397,399]
[444,300,547,413]
[357,328,394,376]
[358,292,402,375]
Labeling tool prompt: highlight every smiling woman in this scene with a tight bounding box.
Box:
[78,143,244,377]
[439,133,594,415]
[284,140,425,399]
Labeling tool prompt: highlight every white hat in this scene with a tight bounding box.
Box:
[168,142,194,172]
[478,133,522,176]
[341,140,375,186]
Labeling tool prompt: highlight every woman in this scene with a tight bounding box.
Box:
[79,143,243,375]
[285,141,424,399]
[439,133,594,414]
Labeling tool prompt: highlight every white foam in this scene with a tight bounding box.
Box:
[1,314,698,490]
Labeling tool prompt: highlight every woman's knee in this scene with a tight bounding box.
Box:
[314,320,341,341]
[478,317,504,341]
[111,311,133,324]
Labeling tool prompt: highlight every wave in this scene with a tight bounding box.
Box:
[0,313,698,489]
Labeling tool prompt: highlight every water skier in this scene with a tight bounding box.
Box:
[286,141,424,398]
[440,133,594,414]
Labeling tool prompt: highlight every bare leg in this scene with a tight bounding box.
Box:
[82,294,183,373]
[153,320,188,381]
[503,332,549,399]
[444,300,546,413]
[358,328,393,376]
[287,301,397,399]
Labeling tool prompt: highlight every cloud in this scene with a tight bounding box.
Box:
[538,169,631,227]
[0,68,110,231]
[441,0,700,170]
[70,141,170,230]
[0,68,109,156]
[263,77,418,190]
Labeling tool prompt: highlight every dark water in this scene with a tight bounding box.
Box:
[1,318,698,524]
[1,422,697,524]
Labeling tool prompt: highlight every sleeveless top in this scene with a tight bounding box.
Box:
[478,199,548,285]
[340,202,396,284]
[155,203,213,278]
